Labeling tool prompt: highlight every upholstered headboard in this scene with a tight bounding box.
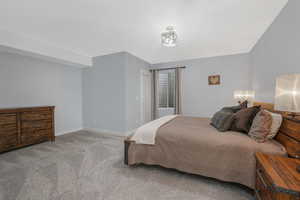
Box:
[253,102,300,158]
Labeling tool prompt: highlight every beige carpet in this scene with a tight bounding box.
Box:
[0,131,254,200]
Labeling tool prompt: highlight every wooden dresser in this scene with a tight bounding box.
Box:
[0,106,55,153]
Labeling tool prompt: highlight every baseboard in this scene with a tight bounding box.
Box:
[56,128,135,138]
[83,128,126,138]
[55,128,83,136]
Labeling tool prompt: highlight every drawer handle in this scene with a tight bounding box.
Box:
[293,151,300,159]
[257,169,268,189]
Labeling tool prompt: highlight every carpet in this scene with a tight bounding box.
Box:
[0,131,254,200]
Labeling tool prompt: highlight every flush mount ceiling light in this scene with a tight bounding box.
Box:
[161,26,177,47]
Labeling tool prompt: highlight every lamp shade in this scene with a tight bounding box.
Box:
[234,90,255,102]
[275,74,300,112]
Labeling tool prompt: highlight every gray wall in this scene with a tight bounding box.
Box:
[125,52,150,131]
[82,52,150,134]
[0,51,82,135]
[82,52,127,133]
[251,0,300,103]
[152,54,251,118]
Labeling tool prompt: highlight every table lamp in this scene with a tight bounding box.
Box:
[274,74,300,172]
[234,90,255,106]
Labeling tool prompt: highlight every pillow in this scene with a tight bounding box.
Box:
[248,110,273,143]
[222,105,243,113]
[265,110,283,139]
[211,110,235,132]
[231,106,261,133]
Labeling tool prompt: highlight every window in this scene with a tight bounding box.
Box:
[158,70,175,108]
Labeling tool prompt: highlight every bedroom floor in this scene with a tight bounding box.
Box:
[0,131,254,200]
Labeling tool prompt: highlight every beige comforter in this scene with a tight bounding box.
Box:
[128,116,286,188]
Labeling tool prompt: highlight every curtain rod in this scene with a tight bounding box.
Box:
[150,66,186,71]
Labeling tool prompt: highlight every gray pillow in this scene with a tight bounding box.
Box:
[210,110,235,132]
[222,105,243,113]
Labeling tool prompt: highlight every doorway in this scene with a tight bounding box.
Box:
[140,69,151,125]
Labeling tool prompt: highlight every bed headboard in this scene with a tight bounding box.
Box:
[253,102,300,158]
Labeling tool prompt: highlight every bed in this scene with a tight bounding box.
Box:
[124,102,300,189]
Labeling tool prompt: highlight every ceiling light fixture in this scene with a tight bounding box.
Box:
[161,26,177,47]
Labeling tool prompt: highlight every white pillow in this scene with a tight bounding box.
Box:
[265,110,283,139]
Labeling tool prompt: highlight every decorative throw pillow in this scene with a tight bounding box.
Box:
[222,105,243,113]
[211,110,235,132]
[231,106,261,133]
[248,110,273,143]
[265,110,283,139]
[210,110,234,132]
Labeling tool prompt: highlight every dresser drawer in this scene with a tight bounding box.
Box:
[21,111,52,121]
[0,134,18,152]
[0,123,17,136]
[21,129,52,145]
[21,120,52,131]
[0,113,18,152]
[0,114,17,125]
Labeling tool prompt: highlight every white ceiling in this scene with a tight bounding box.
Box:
[0,0,288,65]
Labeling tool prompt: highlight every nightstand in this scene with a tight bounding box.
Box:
[255,152,300,200]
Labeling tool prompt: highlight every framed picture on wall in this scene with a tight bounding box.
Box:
[208,75,220,85]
